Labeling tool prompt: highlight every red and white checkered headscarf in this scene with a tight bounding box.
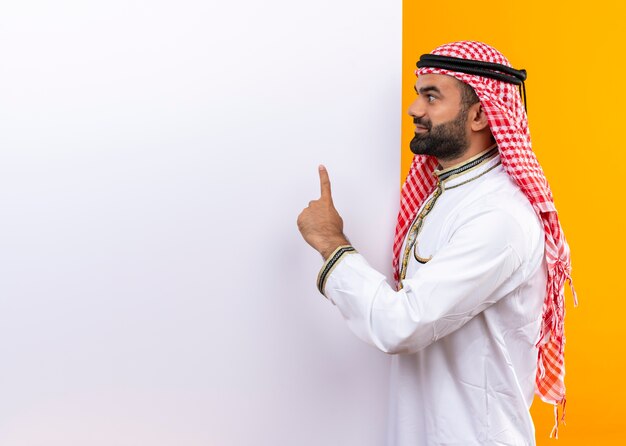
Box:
[392,41,575,426]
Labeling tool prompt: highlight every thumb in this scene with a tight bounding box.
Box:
[319,164,332,201]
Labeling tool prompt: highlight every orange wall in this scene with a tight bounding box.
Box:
[401,1,626,443]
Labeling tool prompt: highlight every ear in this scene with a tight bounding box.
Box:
[469,103,489,132]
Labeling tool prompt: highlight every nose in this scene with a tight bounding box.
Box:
[407,96,426,119]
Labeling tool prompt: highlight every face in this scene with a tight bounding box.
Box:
[408,74,471,161]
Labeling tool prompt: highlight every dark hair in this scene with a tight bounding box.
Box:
[456,79,494,141]
[457,80,479,112]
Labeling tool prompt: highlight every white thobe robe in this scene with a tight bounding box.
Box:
[320,153,547,446]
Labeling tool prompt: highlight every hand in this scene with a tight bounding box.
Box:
[297,165,350,259]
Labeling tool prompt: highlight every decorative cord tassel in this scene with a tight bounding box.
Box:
[569,277,578,307]
[549,404,559,439]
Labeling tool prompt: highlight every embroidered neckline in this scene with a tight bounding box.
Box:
[398,145,501,281]
[435,146,499,188]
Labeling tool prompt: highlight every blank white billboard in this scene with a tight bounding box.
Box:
[0,1,401,444]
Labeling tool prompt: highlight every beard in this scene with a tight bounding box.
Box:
[409,109,470,161]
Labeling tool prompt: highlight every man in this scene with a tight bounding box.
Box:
[297,41,573,445]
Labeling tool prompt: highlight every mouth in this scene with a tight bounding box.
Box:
[414,125,429,134]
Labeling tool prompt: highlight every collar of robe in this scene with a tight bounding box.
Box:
[434,146,500,188]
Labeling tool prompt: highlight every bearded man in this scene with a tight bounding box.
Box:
[297,41,573,446]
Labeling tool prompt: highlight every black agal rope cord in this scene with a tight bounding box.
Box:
[417,54,528,112]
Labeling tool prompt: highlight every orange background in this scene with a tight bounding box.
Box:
[401,0,626,443]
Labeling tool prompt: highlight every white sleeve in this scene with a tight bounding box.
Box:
[320,208,530,354]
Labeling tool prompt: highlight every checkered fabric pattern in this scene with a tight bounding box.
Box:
[392,41,575,418]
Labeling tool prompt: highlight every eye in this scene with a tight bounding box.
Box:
[427,95,436,103]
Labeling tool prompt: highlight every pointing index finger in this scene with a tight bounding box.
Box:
[319,164,332,200]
